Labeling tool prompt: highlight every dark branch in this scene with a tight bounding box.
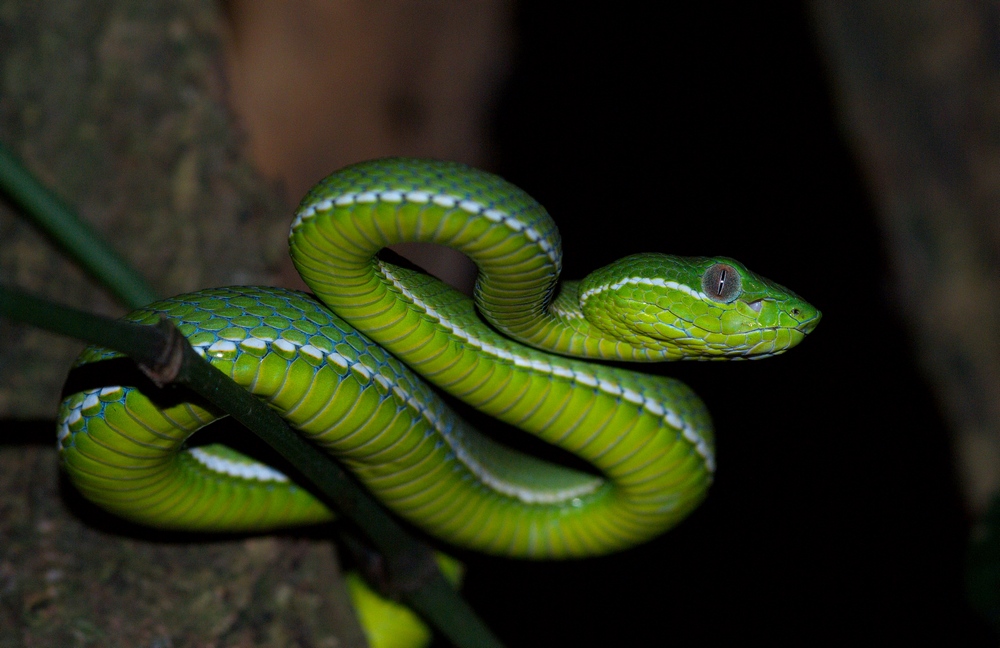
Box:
[0,283,504,648]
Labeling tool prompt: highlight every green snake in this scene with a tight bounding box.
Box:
[57,158,819,562]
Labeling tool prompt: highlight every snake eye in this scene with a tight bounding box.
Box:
[701,263,741,303]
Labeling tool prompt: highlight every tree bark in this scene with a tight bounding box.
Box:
[811,0,1000,512]
[0,2,362,645]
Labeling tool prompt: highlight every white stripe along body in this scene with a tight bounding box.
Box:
[58,158,819,559]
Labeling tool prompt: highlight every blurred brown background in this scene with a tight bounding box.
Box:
[225,0,512,294]
[2,0,999,645]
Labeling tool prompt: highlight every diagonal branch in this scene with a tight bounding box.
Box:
[0,143,158,309]
[0,284,504,648]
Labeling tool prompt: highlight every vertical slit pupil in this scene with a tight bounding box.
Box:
[702,263,741,302]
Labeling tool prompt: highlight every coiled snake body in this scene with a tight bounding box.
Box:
[57,158,820,561]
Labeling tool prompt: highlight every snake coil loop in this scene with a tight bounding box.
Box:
[58,158,819,561]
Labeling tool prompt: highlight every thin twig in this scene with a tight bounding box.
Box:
[0,143,158,309]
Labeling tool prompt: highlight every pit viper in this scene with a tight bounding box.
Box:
[57,158,820,643]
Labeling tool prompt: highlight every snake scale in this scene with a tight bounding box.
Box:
[57,158,820,564]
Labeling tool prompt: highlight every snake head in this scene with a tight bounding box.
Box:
[579,253,821,359]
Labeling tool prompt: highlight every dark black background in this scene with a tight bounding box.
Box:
[456,4,993,645]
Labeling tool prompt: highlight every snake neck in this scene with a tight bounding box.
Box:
[540,281,671,360]
[288,158,664,362]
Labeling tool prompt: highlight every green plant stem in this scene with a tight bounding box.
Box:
[0,142,158,309]
[0,284,504,648]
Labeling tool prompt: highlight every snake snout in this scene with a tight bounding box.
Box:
[790,303,822,335]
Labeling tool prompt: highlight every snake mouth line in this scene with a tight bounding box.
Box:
[672,321,818,349]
